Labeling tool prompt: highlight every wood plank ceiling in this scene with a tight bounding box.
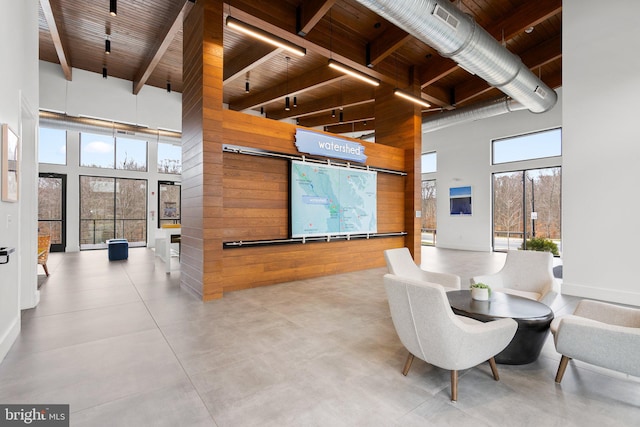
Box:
[39,0,562,136]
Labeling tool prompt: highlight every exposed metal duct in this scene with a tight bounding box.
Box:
[354,0,557,113]
[422,97,525,133]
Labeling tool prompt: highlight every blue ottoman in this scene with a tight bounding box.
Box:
[107,239,129,261]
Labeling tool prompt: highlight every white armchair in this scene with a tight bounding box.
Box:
[551,299,640,383]
[384,247,461,291]
[471,250,557,305]
[384,274,517,401]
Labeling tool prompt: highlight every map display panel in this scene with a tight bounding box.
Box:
[291,160,377,237]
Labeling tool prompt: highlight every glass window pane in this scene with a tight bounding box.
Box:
[493,128,561,164]
[421,180,436,246]
[39,127,67,165]
[159,182,181,227]
[158,142,182,174]
[81,133,115,168]
[116,178,147,245]
[116,137,148,171]
[80,176,116,247]
[493,171,524,251]
[421,152,437,173]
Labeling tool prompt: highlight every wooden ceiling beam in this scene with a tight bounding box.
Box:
[367,26,413,67]
[268,88,375,120]
[419,0,561,89]
[325,120,375,134]
[223,45,280,84]
[486,0,562,41]
[296,0,337,36]
[229,66,345,111]
[228,5,403,89]
[40,0,72,80]
[133,0,194,95]
[299,104,375,128]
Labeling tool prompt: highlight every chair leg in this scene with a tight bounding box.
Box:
[555,355,571,383]
[488,357,500,381]
[450,370,458,402]
[402,353,414,376]
[43,264,49,277]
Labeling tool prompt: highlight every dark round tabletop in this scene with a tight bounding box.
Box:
[447,290,553,322]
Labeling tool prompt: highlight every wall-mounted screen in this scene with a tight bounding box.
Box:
[291,160,377,237]
[450,186,472,215]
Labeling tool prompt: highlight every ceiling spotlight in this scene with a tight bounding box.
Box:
[105,38,111,54]
[393,88,431,108]
[226,17,306,57]
[328,59,380,86]
[109,0,117,16]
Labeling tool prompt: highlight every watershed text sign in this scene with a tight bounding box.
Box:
[295,129,367,163]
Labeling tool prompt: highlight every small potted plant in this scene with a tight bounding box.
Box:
[470,282,491,301]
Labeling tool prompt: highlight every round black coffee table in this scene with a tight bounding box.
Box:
[447,290,554,365]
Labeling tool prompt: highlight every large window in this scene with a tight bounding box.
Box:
[421,152,437,173]
[493,128,561,164]
[79,176,147,249]
[39,127,67,165]
[421,180,437,245]
[158,142,181,174]
[158,181,181,227]
[116,137,147,171]
[493,167,561,253]
[81,132,148,171]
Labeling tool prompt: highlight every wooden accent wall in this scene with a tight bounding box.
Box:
[182,2,409,298]
[220,110,405,293]
[181,0,225,300]
[374,80,422,263]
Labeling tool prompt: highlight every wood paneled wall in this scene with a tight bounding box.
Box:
[374,80,423,264]
[182,1,413,299]
[181,0,225,300]
[220,110,406,293]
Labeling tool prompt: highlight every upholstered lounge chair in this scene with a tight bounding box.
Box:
[38,234,51,277]
[384,274,517,401]
[471,250,557,305]
[551,299,640,383]
[384,247,461,291]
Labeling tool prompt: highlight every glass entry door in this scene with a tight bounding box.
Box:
[493,167,561,254]
[38,173,66,252]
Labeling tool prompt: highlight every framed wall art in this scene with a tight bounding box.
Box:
[449,185,472,216]
[1,123,19,202]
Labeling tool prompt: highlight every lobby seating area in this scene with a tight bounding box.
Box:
[1,247,638,426]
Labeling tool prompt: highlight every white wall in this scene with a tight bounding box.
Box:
[561,0,640,305]
[422,89,562,252]
[0,0,39,361]
[40,61,182,131]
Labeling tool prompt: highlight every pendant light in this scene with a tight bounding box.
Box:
[284,57,291,111]
[109,0,117,16]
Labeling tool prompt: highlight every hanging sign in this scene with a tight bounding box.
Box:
[294,128,367,163]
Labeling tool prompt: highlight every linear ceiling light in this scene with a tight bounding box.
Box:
[393,88,431,108]
[225,17,306,57]
[328,59,379,86]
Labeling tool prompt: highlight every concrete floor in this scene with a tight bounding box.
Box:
[1,246,638,426]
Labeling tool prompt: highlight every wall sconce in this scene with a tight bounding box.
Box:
[394,88,432,108]
[328,59,380,86]
[226,17,306,57]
